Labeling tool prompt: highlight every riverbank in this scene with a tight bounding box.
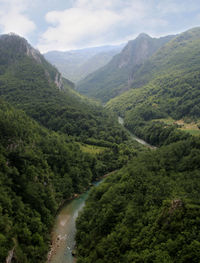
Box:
[47,191,89,263]
[47,173,109,263]
[118,116,157,149]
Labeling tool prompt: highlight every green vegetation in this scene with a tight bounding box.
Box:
[76,136,200,262]
[0,98,140,262]
[79,144,107,155]
[0,34,141,262]
[0,34,130,147]
[77,34,174,102]
[106,27,200,146]
[0,100,97,262]
[75,27,200,263]
[2,27,200,263]
[153,118,200,136]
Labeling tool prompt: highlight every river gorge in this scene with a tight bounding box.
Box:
[48,117,156,262]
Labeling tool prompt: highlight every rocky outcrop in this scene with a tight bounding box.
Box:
[77,33,175,102]
[54,72,64,90]
[0,33,65,91]
[26,44,42,64]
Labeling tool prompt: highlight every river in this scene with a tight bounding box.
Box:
[118,116,156,149]
[48,117,155,262]
[48,182,100,263]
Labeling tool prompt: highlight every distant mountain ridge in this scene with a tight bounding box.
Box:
[44,44,125,83]
[77,34,175,102]
[106,27,200,145]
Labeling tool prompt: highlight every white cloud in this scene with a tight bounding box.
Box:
[0,0,36,37]
[38,0,199,52]
[38,0,158,52]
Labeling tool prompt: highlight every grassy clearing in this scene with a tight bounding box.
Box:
[154,118,200,136]
[79,143,107,155]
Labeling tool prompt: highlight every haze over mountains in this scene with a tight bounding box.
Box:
[75,27,200,263]
[44,44,124,83]
[0,33,135,262]
[77,33,175,102]
[1,26,200,263]
[106,27,200,144]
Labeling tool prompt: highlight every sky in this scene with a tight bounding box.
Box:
[0,0,200,53]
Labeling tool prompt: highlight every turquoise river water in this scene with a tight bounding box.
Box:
[48,181,101,263]
[48,117,155,263]
[48,191,89,263]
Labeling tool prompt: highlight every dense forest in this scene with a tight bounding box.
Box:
[0,100,96,262]
[106,27,200,145]
[0,34,129,145]
[75,27,200,262]
[76,136,200,263]
[0,99,139,262]
[1,26,200,263]
[0,34,140,262]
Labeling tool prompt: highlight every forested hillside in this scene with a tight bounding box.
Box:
[77,34,174,102]
[0,100,99,262]
[0,34,129,147]
[0,34,141,262]
[106,27,200,145]
[1,26,200,263]
[75,26,200,263]
[76,136,200,263]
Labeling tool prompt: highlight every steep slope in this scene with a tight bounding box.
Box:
[0,36,141,263]
[0,34,128,146]
[77,34,174,102]
[0,100,99,262]
[0,33,64,91]
[44,44,124,82]
[76,27,200,263]
[106,27,200,145]
[76,136,200,263]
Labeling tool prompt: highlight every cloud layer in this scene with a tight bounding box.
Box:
[0,0,200,52]
[38,0,154,51]
[38,0,200,52]
[0,0,35,37]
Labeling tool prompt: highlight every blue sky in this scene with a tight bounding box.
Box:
[0,0,200,52]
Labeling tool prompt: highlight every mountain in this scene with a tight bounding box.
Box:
[106,27,200,145]
[0,32,142,194]
[76,136,200,263]
[0,99,102,262]
[0,33,64,90]
[75,29,200,263]
[0,34,140,262]
[77,34,174,102]
[0,33,130,147]
[44,44,124,83]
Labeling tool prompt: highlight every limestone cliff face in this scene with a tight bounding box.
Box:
[116,33,174,83]
[25,39,64,90]
[0,33,64,90]
[78,33,174,102]
[26,44,42,64]
[118,34,151,69]
[54,72,64,90]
